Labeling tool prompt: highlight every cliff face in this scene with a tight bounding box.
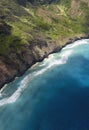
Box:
[0,0,89,88]
[0,35,60,88]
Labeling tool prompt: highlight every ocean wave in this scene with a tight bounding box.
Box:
[63,39,89,50]
[35,50,73,76]
[0,75,29,106]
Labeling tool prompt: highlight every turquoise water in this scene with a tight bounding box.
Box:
[0,39,89,130]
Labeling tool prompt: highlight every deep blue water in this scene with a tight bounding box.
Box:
[0,39,89,130]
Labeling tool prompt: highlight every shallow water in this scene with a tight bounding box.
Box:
[0,39,89,130]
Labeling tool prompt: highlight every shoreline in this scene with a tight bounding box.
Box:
[0,34,89,90]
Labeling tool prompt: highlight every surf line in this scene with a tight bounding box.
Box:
[0,39,88,106]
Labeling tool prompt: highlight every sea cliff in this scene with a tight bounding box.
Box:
[0,34,89,89]
[0,0,89,88]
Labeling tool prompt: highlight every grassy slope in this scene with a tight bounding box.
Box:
[0,0,89,55]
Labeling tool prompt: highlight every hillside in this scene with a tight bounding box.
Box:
[0,0,89,88]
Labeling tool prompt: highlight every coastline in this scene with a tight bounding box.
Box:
[0,34,89,90]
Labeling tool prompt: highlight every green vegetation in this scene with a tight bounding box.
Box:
[0,0,89,54]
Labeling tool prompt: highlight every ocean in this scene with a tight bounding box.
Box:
[0,39,89,130]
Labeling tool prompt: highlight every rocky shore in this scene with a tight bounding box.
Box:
[0,34,89,89]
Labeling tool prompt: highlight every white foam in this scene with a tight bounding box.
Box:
[35,50,73,76]
[63,39,89,50]
[0,75,29,106]
[35,68,48,76]
[0,92,2,98]
[0,84,7,93]
[39,55,55,67]
[61,50,73,58]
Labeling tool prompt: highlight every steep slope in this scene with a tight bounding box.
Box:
[0,0,89,88]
